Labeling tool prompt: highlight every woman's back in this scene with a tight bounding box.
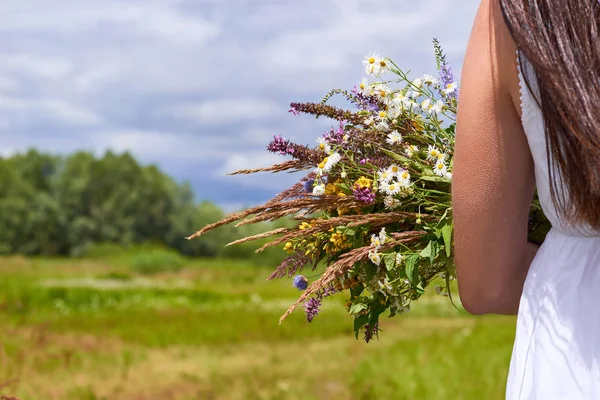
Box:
[505,53,600,399]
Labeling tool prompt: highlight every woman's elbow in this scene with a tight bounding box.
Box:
[458,288,497,315]
[456,273,504,315]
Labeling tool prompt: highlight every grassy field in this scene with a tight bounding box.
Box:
[0,252,517,400]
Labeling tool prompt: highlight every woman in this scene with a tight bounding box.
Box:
[453,0,600,398]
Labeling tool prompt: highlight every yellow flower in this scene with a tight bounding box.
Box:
[337,192,350,216]
[299,221,312,230]
[354,176,372,189]
[283,242,293,253]
[325,183,338,196]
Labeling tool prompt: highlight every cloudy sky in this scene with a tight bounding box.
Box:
[0,0,479,211]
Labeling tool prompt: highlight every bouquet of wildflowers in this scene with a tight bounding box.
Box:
[188,39,550,342]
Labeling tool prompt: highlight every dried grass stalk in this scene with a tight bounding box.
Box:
[225,228,290,247]
[227,160,307,175]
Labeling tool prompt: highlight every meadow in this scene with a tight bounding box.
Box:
[0,249,517,400]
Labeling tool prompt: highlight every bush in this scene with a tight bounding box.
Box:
[82,242,129,259]
[130,249,185,275]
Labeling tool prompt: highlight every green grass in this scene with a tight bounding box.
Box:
[0,254,517,400]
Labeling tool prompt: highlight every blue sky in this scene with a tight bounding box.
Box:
[0,0,479,211]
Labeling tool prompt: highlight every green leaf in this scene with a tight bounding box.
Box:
[340,226,356,236]
[445,257,459,310]
[349,302,368,315]
[429,240,439,265]
[442,223,453,257]
[419,175,449,183]
[354,314,369,339]
[364,262,378,283]
[350,283,364,299]
[382,253,396,271]
[404,254,420,287]
[378,147,410,163]
[419,241,432,259]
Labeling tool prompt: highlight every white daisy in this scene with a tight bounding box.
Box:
[393,92,408,104]
[382,181,401,196]
[412,78,423,88]
[377,110,387,120]
[421,99,432,113]
[443,82,458,95]
[373,84,392,100]
[358,77,370,95]
[378,169,393,185]
[376,57,390,77]
[397,169,411,187]
[427,145,441,161]
[368,249,382,266]
[386,131,402,145]
[405,144,419,157]
[422,74,438,85]
[395,252,403,266]
[324,152,341,171]
[375,120,389,132]
[445,172,453,180]
[364,117,374,126]
[363,53,381,75]
[378,228,387,245]
[315,162,326,176]
[387,164,401,176]
[384,196,401,210]
[434,160,447,176]
[312,184,325,196]
[316,137,331,154]
[370,234,381,248]
[432,100,444,114]
[436,152,447,162]
[341,171,347,179]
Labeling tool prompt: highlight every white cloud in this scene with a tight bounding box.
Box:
[0,1,222,44]
[0,0,480,206]
[167,99,281,125]
[90,129,209,162]
[0,96,102,125]
[0,55,73,80]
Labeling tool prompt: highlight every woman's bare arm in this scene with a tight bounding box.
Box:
[452,0,539,315]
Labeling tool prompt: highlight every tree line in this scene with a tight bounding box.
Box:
[0,149,287,261]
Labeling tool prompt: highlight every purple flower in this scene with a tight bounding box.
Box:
[363,323,381,343]
[267,135,295,156]
[323,120,348,145]
[350,87,381,112]
[304,297,322,322]
[302,286,337,323]
[303,179,315,193]
[439,65,458,99]
[293,275,309,290]
[288,106,300,116]
[353,186,376,204]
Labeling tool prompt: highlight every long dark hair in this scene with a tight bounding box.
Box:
[499,0,600,230]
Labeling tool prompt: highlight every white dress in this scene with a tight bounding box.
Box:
[506,54,600,398]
